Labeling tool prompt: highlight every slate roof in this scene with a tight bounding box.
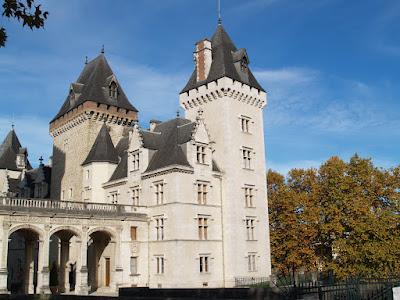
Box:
[82,123,119,165]
[181,24,264,93]
[18,164,52,198]
[52,54,138,122]
[0,129,32,171]
[144,118,195,172]
[109,152,128,181]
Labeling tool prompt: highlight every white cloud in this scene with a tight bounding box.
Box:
[267,159,322,176]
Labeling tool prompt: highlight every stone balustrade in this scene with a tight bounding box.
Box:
[0,196,145,218]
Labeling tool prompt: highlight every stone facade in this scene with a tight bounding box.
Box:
[0,23,272,295]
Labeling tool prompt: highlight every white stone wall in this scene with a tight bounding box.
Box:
[180,77,272,286]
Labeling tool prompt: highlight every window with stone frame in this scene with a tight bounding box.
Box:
[245,217,256,240]
[244,185,255,208]
[199,255,210,273]
[197,182,208,205]
[242,147,253,169]
[155,216,165,241]
[155,255,165,274]
[154,181,164,205]
[196,144,206,164]
[132,150,140,171]
[110,191,118,204]
[248,253,257,272]
[198,216,209,240]
[130,256,138,275]
[240,116,251,133]
[131,186,140,206]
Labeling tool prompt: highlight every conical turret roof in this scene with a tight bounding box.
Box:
[82,123,119,165]
[181,24,264,93]
[0,129,31,171]
[52,54,137,122]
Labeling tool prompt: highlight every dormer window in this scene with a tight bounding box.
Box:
[240,57,248,72]
[69,89,76,104]
[109,81,118,99]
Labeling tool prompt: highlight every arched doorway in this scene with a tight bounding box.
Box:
[87,230,115,293]
[49,227,81,294]
[7,227,41,294]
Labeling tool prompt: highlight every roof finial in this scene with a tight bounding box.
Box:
[101,45,105,54]
[217,0,222,25]
[85,56,88,64]
[39,156,44,166]
[11,123,14,130]
[176,109,180,118]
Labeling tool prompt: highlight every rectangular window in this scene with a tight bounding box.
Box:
[199,255,209,273]
[242,148,252,169]
[68,188,73,200]
[154,182,164,204]
[132,186,140,206]
[198,216,208,240]
[86,170,90,180]
[61,190,65,200]
[132,151,140,171]
[130,226,137,241]
[155,217,164,240]
[246,218,255,240]
[248,253,256,272]
[197,183,208,205]
[110,191,118,204]
[155,256,164,274]
[240,116,251,133]
[244,186,254,207]
[196,145,206,164]
[130,257,138,275]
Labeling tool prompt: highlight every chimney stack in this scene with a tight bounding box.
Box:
[194,39,212,82]
[149,120,161,132]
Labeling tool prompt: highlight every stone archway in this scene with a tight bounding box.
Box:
[7,225,43,294]
[87,229,116,293]
[49,226,81,294]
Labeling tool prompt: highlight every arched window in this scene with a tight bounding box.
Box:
[109,81,118,99]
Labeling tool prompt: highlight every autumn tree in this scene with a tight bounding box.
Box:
[1,0,48,47]
[267,169,319,279]
[268,154,400,279]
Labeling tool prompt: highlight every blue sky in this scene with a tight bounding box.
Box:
[0,0,399,174]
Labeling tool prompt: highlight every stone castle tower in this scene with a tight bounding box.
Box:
[179,24,271,285]
[49,54,138,200]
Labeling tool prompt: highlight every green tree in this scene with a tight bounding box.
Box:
[1,0,48,47]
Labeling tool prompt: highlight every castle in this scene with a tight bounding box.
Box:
[0,23,271,294]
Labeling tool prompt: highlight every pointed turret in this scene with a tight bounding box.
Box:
[52,54,137,122]
[0,129,31,171]
[181,24,264,93]
[82,123,119,165]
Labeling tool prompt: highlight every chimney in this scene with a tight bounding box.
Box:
[194,39,212,82]
[149,120,161,132]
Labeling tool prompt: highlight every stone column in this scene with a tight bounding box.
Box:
[112,227,123,292]
[60,240,70,293]
[37,226,50,294]
[76,226,89,295]
[24,240,34,294]
[0,222,9,293]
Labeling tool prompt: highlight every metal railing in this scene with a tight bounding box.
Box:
[0,196,146,218]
